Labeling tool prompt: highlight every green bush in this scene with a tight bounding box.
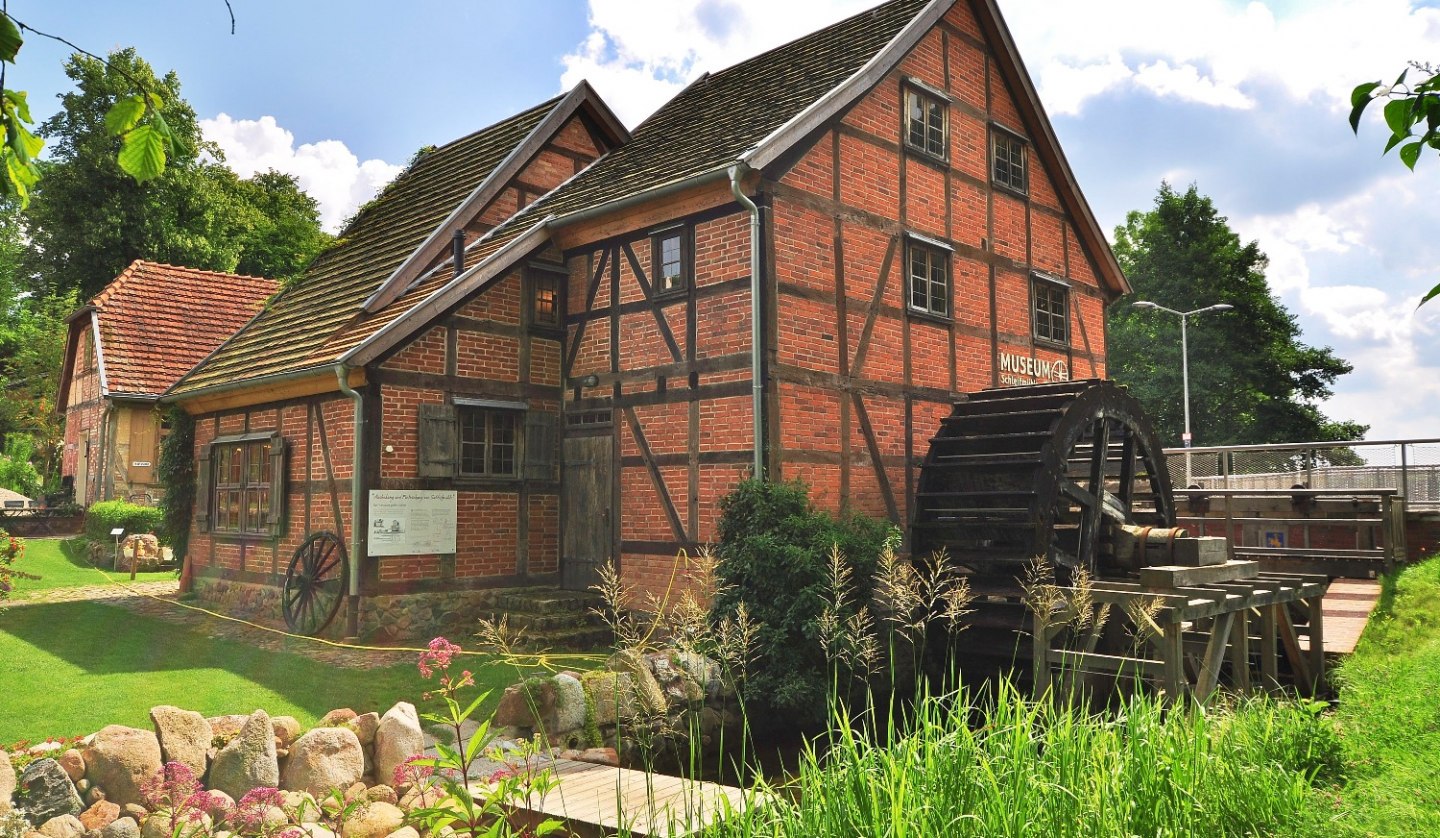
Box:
[157,406,195,560]
[710,479,888,731]
[84,500,164,545]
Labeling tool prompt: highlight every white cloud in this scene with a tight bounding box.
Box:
[560,0,875,126]
[201,113,403,233]
[1002,0,1440,117]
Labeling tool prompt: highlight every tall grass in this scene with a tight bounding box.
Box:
[706,682,1340,838]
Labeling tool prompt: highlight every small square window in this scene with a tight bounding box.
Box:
[1032,277,1069,345]
[459,408,519,477]
[652,229,689,295]
[992,129,1027,194]
[905,88,947,160]
[531,270,561,327]
[907,239,951,319]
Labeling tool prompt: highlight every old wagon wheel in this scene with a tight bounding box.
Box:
[282,531,348,636]
[912,379,1175,590]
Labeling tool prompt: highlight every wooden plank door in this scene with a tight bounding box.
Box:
[562,435,613,591]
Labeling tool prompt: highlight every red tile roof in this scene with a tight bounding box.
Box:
[91,261,278,397]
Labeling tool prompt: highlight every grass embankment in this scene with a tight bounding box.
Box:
[8,537,172,594]
[1,540,529,745]
[709,685,1340,837]
[1318,557,1440,835]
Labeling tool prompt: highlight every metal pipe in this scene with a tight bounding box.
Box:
[335,364,365,636]
[728,163,764,480]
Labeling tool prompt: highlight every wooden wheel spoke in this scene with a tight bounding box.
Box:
[284,532,348,636]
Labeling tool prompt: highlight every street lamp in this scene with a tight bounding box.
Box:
[1131,300,1233,483]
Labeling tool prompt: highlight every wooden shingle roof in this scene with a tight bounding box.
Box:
[81,261,278,398]
[170,94,570,396]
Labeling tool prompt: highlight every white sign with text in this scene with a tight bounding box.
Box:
[368,489,458,557]
[998,352,1070,386]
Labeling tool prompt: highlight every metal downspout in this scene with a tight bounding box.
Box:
[335,365,365,637]
[728,164,765,480]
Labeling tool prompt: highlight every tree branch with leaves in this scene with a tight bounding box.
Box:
[1350,61,1440,306]
[0,6,181,205]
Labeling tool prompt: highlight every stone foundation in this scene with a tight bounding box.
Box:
[192,577,525,643]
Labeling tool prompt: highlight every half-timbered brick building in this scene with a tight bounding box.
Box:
[166,0,1128,639]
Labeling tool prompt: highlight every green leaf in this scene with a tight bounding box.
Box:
[104,96,147,135]
[1349,89,1378,133]
[1421,281,1440,308]
[4,89,32,124]
[1350,81,1381,108]
[0,14,22,62]
[117,123,168,181]
[1400,140,1423,170]
[1383,97,1413,136]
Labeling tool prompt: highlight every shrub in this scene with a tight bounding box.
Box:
[0,528,28,604]
[710,479,888,731]
[0,435,41,498]
[85,499,164,544]
[157,406,196,560]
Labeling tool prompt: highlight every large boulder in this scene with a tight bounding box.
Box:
[208,711,278,801]
[372,704,422,790]
[99,817,139,838]
[646,653,704,710]
[149,707,212,779]
[338,802,404,838]
[56,751,86,784]
[18,759,85,822]
[493,680,557,730]
[671,651,726,702]
[0,751,16,814]
[79,801,121,832]
[270,717,302,752]
[37,814,84,838]
[605,650,667,715]
[551,674,587,736]
[139,810,209,838]
[279,728,364,797]
[82,727,162,808]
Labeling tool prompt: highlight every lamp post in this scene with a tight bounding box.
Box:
[1131,300,1233,484]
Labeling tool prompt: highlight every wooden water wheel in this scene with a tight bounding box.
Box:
[282,531,348,636]
[911,379,1175,589]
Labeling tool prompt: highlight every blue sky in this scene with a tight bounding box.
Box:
[15,0,1440,441]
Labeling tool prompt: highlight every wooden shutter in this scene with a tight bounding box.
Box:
[418,404,458,477]
[268,435,287,535]
[194,446,212,530]
[524,411,558,481]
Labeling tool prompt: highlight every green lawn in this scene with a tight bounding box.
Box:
[1312,556,1440,836]
[9,537,173,595]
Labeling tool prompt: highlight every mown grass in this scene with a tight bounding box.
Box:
[7,536,172,595]
[1312,556,1440,836]
[703,683,1341,838]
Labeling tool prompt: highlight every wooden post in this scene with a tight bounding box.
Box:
[1260,604,1279,691]
[1194,611,1235,703]
[1277,605,1312,696]
[1229,607,1251,692]
[1306,594,1326,696]
[1161,620,1185,701]
[1032,611,1052,697]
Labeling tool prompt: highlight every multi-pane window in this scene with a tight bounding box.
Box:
[531,270,561,327]
[1032,277,1070,344]
[652,228,688,295]
[992,129,1027,193]
[459,408,518,477]
[905,88,947,159]
[907,238,951,318]
[212,437,274,535]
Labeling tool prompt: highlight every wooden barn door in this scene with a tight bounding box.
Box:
[562,435,613,591]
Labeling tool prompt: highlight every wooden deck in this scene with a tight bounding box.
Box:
[483,758,758,837]
[1315,577,1382,655]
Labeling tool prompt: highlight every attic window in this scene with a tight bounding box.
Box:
[529,268,562,328]
[904,86,948,160]
[651,227,690,296]
[991,127,1027,194]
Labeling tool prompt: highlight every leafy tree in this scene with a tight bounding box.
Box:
[21,49,328,299]
[0,434,40,497]
[1106,184,1366,449]
[0,11,181,204]
[234,170,331,286]
[1350,61,1440,307]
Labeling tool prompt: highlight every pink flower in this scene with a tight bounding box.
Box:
[418,637,463,679]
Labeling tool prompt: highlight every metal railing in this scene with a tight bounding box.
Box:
[1165,438,1440,511]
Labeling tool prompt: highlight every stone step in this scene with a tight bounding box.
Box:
[493,589,605,614]
[509,624,615,653]
[480,608,607,633]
